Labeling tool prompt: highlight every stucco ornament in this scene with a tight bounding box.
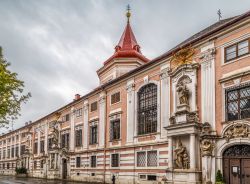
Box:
[201,139,214,156]
[174,140,190,169]
[177,81,190,105]
[224,123,249,142]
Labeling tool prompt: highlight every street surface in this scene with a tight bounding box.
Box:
[0,176,95,184]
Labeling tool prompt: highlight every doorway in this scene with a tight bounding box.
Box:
[223,145,250,184]
[62,158,67,179]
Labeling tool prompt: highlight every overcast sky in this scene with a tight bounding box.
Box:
[0,0,249,133]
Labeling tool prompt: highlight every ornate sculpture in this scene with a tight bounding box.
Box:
[51,126,59,149]
[177,81,189,105]
[224,123,249,142]
[201,122,212,136]
[174,140,190,169]
[171,46,195,67]
[201,139,214,156]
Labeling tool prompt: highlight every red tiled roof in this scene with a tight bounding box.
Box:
[103,22,149,65]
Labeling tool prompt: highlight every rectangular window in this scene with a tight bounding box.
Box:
[34,142,38,154]
[34,161,37,170]
[90,155,97,168]
[16,135,19,141]
[226,85,250,121]
[48,138,53,150]
[75,108,83,117]
[7,163,9,169]
[110,119,120,141]
[40,160,44,169]
[147,151,157,167]
[111,154,119,167]
[21,145,25,155]
[40,140,45,153]
[61,133,70,148]
[62,114,70,122]
[90,101,98,112]
[7,148,10,158]
[137,151,158,167]
[225,39,249,62]
[11,147,14,158]
[15,146,19,157]
[111,92,121,104]
[75,129,82,147]
[76,157,81,168]
[90,125,98,144]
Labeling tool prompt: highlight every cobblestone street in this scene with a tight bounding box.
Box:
[0,176,92,184]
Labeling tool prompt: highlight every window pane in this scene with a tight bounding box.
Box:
[238,40,249,56]
[226,45,236,61]
[147,151,157,167]
[137,152,146,167]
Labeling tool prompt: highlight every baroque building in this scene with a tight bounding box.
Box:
[0,8,250,184]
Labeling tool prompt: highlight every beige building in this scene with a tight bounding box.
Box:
[0,9,250,184]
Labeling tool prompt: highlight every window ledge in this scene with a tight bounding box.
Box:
[222,118,250,124]
[135,132,159,138]
[222,54,250,66]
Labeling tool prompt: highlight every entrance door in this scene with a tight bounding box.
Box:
[242,159,250,184]
[62,158,67,179]
[223,145,250,184]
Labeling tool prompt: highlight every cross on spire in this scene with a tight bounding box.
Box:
[126,4,131,23]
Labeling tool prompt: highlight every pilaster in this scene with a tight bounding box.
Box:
[99,92,106,147]
[126,79,135,144]
[83,100,89,149]
[70,107,75,151]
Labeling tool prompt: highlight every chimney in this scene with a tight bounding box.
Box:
[74,94,81,101]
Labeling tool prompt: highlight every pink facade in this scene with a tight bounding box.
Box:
[0,9,250,184]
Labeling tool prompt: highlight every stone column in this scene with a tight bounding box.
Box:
[190,134,196,169]
[38,129,41,156]
[10,137,12,159]
[99,92,106,147]
[70,107,75,151]
[126,79,135,144]
[168,137,173,169]
[83,100,89,149]
[160,65,170,138]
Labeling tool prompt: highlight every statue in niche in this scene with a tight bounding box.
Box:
[177,81,190,105]
[174,140,189,169]
[51,126,59,149]
[201,139,214,156]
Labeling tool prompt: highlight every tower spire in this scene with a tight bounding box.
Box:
[126,4,131,23]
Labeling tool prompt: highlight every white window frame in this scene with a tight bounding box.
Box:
[135,150,158,168]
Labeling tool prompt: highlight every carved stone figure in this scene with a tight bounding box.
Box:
[201,122,212,136]
[224,123,249,142]
[51,126,59,149]
[201,139,214,156]
[174,140,189,169]
[177,81,189,105]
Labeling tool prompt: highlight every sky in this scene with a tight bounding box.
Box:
[0,0,249,133]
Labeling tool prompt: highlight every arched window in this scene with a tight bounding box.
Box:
[138,83,157,135]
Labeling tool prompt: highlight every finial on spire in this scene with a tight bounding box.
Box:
[126,4,131,23]
[217,9,222,21]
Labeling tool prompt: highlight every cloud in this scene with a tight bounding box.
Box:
[0,0,249,133]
